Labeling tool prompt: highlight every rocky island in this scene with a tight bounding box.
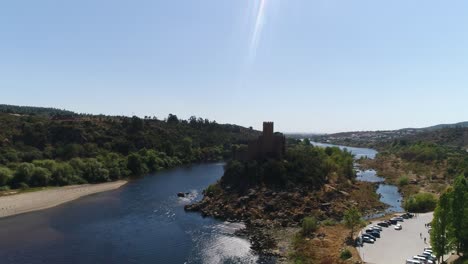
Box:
[186,122,385,262]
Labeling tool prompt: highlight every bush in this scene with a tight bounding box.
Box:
[404,192,437,212]
[0,167,13,186]
[0,186,10,191]
[18,182,29,189]
[302,217,318,235]
[205,184,222,197]
[398,176,409,186]
[321,219,337,226]
[340,249,352,260]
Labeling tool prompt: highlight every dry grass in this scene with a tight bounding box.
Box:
[286,224,362,264]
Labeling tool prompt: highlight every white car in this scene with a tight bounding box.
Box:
[394,224,402,230]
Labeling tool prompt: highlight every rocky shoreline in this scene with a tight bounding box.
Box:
[185,181,387,258]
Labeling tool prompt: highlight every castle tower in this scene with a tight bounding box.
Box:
[263,122,274,137]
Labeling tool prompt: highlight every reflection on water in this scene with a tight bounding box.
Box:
[356,169,384,183]
[0,163,274,264]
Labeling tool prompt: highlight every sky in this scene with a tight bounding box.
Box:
[1,0,467,133]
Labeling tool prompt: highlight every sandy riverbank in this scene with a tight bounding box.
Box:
[0,181,127,218]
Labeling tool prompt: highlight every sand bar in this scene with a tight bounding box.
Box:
[0,180,127,218]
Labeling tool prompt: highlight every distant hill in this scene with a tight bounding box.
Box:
[310,121,468,150]
[418,121,468,131]
[0,104,76,117]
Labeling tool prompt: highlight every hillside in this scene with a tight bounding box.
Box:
[0,105,260,190]
[0,104,76,117]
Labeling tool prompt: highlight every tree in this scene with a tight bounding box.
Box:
[343,207,362,240]
[181,137,193,160]
[12,163,36,187]
[431,191,451,263]
[167,114,179,124]
[449,175,468,255]
[30,167,52,187]
[127,153,148,176]
[0,167,13,186]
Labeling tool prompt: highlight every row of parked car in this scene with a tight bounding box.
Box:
[406,247,436,264]
[359,213,414,245]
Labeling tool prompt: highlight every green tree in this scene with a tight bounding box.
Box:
[0,167,13,186]
[30,167,52,187]
[431,191,451,263]
[127,153,148,176]
[343,207,362,240]
[449,175,468,255]
[181,137,193,160]
[12,163,36,187]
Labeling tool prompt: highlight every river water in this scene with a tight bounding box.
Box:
[0,163,274,264]
[311,142,404,215]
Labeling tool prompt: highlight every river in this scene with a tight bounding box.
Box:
[311,142,404,216]
[0,163,274,264]
[0,144,401,263]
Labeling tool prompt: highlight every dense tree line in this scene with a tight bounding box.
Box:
[221,141,355,191]
[0,107,259,190]
[431,174,468,262]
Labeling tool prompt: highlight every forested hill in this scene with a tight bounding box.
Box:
[0,106,260,190]
[400,127,468,150]
[0,104,76,117]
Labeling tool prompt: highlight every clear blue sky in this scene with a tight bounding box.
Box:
[1,0,467,133]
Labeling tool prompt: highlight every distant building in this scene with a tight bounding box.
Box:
[235,122,285,161]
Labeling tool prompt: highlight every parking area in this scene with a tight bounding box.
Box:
[357,212,433,264]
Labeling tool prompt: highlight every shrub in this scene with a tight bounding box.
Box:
[302,217,318,235]
[0,167,13,186]
[404,192,437,212]
[205,184,222,197]
[18,182,29,189]
[0,186,10,191]
[321,219,337,226]
[398,176,409,186]
[340,249,352,260]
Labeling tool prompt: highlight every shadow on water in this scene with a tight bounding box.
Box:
[0,163,275,264]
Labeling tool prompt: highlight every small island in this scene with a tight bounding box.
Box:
[186,122,385,262]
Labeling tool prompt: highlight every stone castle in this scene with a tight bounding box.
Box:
[236,122,285,160]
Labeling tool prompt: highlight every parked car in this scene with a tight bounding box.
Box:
[394,216,404,222]
[406,259,422,264]
[389,219,398,225]
[417,254,434,264]
[377,222,388,227]
[394,224,402,230]
[422,251,436,260]
[413,256,427,263]
[371,225,382,231]
[361,236,374,244]
[364,231,379,239]
[401,212,414,219]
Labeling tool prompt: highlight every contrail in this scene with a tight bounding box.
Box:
[248,0,268,63]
